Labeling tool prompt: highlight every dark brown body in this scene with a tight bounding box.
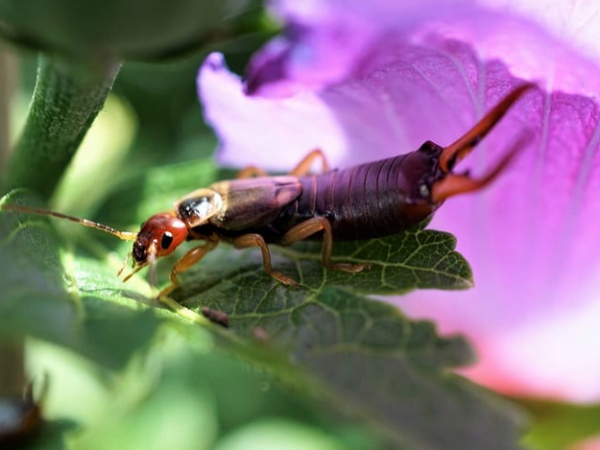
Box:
[272,141,444,241]
[181,141,444,244]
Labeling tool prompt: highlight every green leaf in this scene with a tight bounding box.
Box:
[0,192,162,371]
[175,276,523,450]
[280,226,473,293]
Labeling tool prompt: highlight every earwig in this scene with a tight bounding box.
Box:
[0,381,45,446]
[1,84,533,299]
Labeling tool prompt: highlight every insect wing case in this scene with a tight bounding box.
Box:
[177,176,302,231]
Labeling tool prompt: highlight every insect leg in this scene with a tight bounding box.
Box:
[231,233,299,286]
[289,149,330,176]
[236,149,329,179]
[278,217,371,273]
[158,239,219,299]
[236,165,269,179]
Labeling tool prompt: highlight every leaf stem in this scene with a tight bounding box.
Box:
[2,55,121,200]
[158,295,211,326]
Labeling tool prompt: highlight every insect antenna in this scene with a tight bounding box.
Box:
[438,83,535,173]
[1,204,137,241]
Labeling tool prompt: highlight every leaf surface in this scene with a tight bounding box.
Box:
[0,162,525,450]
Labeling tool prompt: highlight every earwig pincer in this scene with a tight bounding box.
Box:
[2,84,533,299]
[0,381,45,446]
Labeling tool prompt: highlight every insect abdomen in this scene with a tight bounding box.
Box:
[274,145,443,241]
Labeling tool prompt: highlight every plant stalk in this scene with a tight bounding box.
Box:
[0,41,18,182]
[2,55,121,199]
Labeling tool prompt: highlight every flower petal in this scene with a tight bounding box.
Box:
[248,0,600,98]
[198,52,349,170]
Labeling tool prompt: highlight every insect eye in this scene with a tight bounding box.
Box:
[161,231,174,249]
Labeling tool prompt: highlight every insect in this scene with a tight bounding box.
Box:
[2,84,532,299]
[0,381,44,447]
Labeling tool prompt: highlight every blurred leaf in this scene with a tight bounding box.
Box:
[521,400,600,450]
[53,94,137,215]
[0,0,258,59]
[214,418,347,450]
[64,329,383,450]
[0,192,162,371]
[72,376,219,450]
[0,193,76,339]
[4,418,77,450]
[0,4,267,199]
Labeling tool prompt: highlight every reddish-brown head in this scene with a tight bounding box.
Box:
[132,213,188,266]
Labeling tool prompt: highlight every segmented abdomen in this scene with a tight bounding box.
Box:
[273,151,438,241]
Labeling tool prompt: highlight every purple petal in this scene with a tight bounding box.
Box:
[198,1,600,401]
[199,52,350,170]
[248,0,600,98]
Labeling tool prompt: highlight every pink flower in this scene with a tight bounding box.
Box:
[198,0,600,402]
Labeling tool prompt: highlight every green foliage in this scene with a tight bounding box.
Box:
[0,0,257,59]
[0,193,161,370]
